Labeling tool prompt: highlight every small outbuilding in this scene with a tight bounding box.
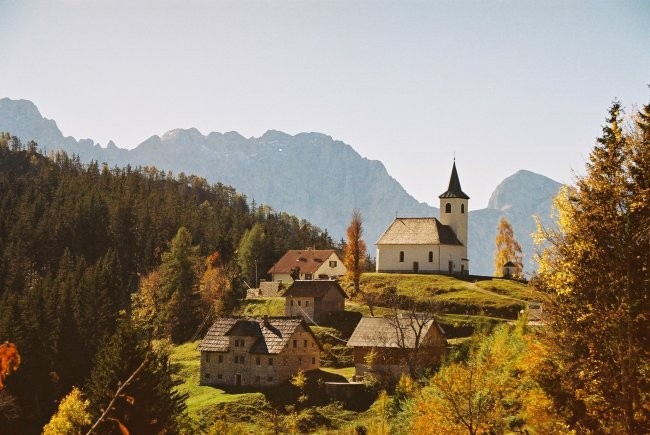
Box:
[283,280,348,324]
[347,315,447,379]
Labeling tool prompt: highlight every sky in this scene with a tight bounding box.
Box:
[1,0,649,209]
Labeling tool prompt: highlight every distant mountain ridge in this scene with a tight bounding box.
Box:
[0,97,562,275]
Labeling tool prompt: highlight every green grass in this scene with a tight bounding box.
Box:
[233,297,285,317]
[346,273,537,319]
[169,340,258,420]
[321,366,356,379]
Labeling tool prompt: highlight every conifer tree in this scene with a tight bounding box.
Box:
[493,217,523,277]
[343,209,367,296]
[534,100,650,432]
[84,317,187,434]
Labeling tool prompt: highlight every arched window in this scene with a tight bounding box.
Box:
[461,204,465,214]
[445,203,452,213]
[399,251,404,262]
[428,251,433,262]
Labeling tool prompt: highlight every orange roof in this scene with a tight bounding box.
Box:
[268,249,339,274]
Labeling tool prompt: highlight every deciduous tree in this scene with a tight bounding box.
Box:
[42,387,91,435]
[343,209,367,296]
[493,217,523,278]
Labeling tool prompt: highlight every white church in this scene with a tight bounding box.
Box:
[376,161,470,275]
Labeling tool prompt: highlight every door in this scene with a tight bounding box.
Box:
[236,374,241,386]
[413,261,419,273]
[448,261,453,274]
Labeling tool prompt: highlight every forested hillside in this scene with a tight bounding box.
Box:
[0,134,334,432]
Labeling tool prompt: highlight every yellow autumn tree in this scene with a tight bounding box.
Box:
[42,387,91,435]
[533,100,650,432]
[413,323,565,434]
[343,209,367,296]
[493,217,523,278]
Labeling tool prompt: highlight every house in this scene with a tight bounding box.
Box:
[376,161,470,274]
[268,248,346,283]
[346,315,447,379]
[199,316,321,387]
[284,280,348,324]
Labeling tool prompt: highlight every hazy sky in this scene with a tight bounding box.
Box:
[1,0,649,208]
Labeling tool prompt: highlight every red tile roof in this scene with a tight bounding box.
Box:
[268,249,339,274]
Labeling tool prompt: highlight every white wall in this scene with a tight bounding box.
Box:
[376,244,467,273]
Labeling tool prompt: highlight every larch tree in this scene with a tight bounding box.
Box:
[533,100,650,433]
[343,209,367,296]
[493,217,523,278]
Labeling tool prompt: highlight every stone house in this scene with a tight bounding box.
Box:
[376,161,470,275]
[346,315,447,379]
[268,248,346,283]
[199,316,321,387]
[284,280,348,324]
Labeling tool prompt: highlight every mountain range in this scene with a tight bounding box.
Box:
[0,97,562,275]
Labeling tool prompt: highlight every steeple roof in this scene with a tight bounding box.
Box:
[439,161,470,199]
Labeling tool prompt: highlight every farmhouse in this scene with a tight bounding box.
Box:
[376,161,470,274]
[268,248,346,282]
[347,315,447,379]
[199,316,321,387]
[283,280,348,324]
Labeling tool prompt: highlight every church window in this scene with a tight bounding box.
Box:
[428,251,433,262]
[399,251,404,262]
[445,203,452,213]
[461,204,465,213]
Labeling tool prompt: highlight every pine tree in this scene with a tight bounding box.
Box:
[534,100,650,432]
[343,209,367,296]
[159,227,200,343]
[493,217,523,277]
[84,317,187,434]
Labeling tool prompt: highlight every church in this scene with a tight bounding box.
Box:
[375,161,469,275]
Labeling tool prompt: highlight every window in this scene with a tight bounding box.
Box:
[291,299,294,306]
[240,356,245,364]
[256,356,261,365]
[304,273,312,280]
[399,251,404,262]
[241,339,245,347]
[461,203,465,214]
[312,357,316,365]
[428,251,433,263]
[255,376,260,384]
[298,300,301,306]
[305,300,309,307]
[304,340,307,347]
[445,203,451,213]
[204,372,211,379]
[267,376,273,382]
[217,373,223,380]
[293,339,297,348]
[329,260,337,267]
[218,355,223,363]
[268,358,273,366]
[298,357,302,364]
[205,353,210,363]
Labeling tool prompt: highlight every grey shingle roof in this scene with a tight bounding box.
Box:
[283,280,348,299]
[375,218,462,245]
[346,316,443,348]
[439,161,470,199]
[199,317,319,354]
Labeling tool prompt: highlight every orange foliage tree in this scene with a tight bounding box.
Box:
[343,209,367,296]
[0,342,21,390]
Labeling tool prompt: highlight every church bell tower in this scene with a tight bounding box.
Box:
[438,160,469,249]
